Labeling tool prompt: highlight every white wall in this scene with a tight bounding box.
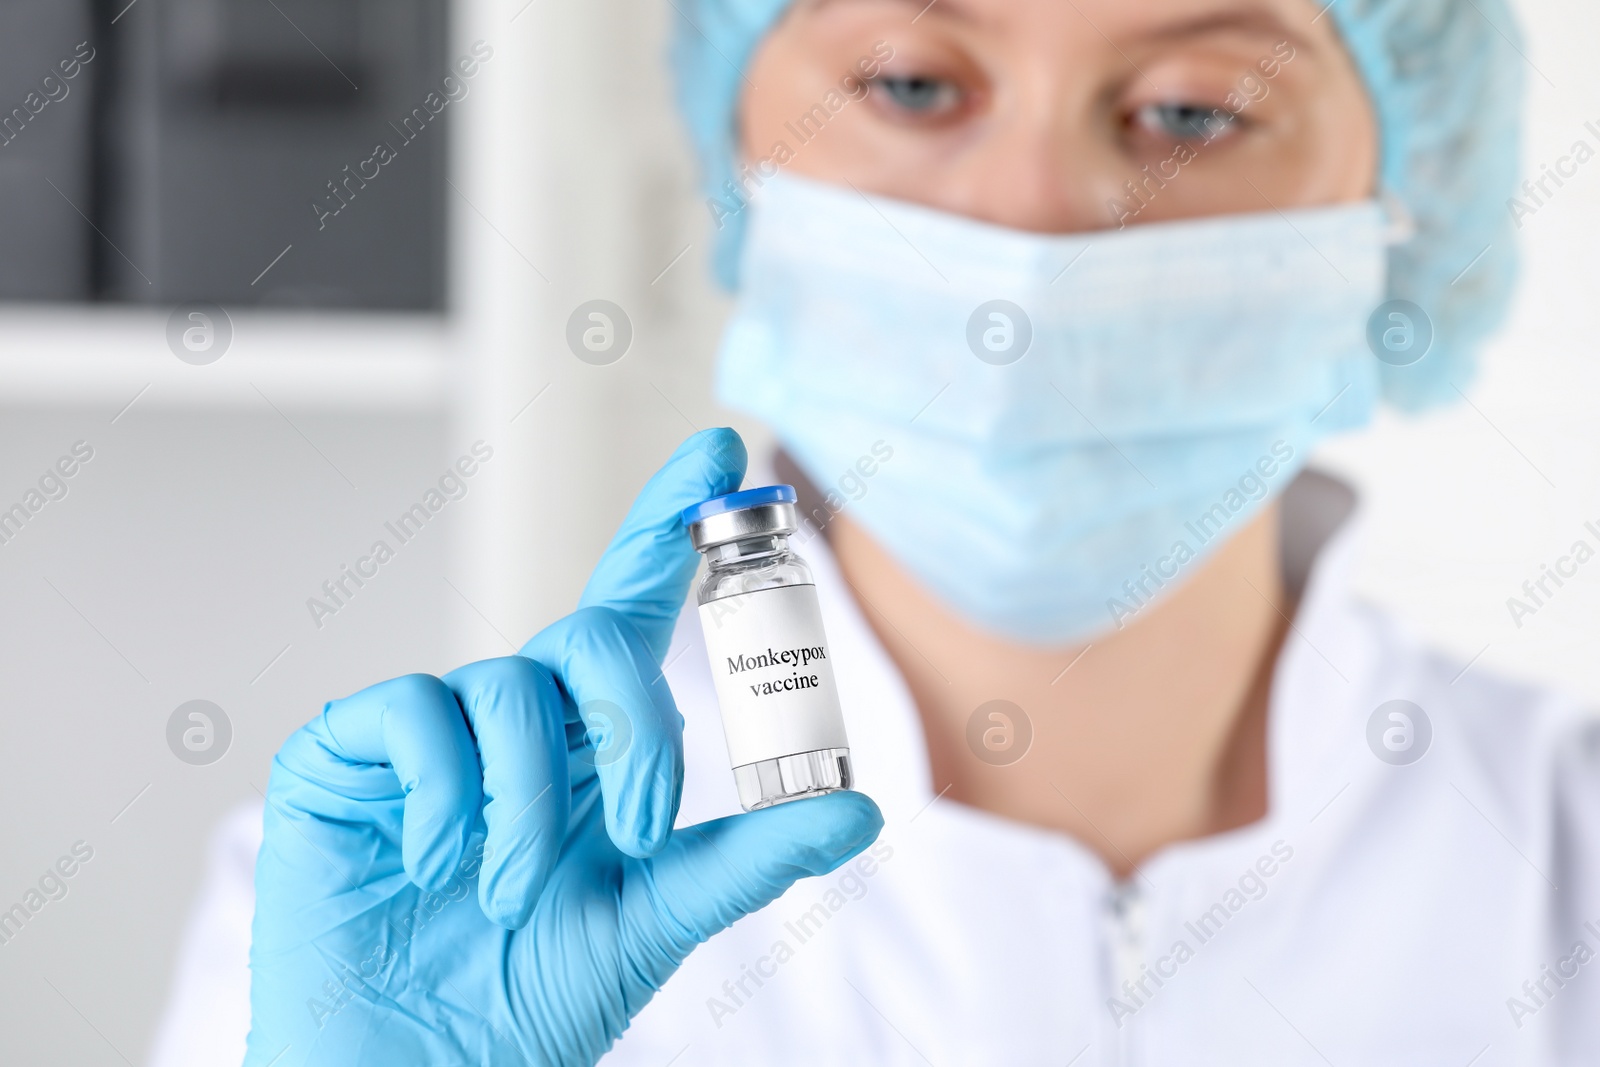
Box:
[0,0,1596,1063]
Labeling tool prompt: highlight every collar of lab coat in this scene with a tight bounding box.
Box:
[666,460,1377,887]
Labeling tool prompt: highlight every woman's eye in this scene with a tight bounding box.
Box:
[1132,102,1236,142]
[875,75,963,117]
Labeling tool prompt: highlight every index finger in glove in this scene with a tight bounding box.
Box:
[570,427,745,662]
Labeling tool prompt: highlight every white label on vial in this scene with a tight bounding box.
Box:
[698,583,849,768]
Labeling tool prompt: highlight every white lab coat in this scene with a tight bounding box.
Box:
[152,472,1600,1067]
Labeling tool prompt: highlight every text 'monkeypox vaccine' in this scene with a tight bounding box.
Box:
[683,485,852,811]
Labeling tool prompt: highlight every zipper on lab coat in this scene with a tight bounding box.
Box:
[1102,878,1145,1067]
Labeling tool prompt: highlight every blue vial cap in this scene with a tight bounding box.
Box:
[680,484,797,527]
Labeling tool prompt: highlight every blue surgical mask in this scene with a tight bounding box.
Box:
[716,173,1385,645]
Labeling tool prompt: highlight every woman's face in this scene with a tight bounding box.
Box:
[741,0,1377,232]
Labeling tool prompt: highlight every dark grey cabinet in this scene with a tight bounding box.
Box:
[0,2,99,300]
[2,0,450,309]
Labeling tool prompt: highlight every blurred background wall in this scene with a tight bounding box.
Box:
[0,0,1595,1062]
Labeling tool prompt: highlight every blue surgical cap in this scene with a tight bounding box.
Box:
[670,0,1523,409]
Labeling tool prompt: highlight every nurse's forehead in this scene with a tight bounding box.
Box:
[801,0,1312,45]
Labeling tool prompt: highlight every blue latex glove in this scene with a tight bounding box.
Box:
[245,428,883,1066]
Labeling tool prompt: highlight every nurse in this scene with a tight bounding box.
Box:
[220,0,1600,1063]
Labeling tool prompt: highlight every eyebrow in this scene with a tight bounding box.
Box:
[804,0,1307,49]
[1133,9,1309,49]
[802,0,980,26]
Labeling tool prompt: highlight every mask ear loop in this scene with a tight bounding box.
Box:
[1379,189,1416,246]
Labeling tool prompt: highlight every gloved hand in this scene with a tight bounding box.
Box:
[245,428,883,1066]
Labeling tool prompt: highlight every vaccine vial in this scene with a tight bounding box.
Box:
[682,485,853,811]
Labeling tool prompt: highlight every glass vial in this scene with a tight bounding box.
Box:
[683,485,853,811]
